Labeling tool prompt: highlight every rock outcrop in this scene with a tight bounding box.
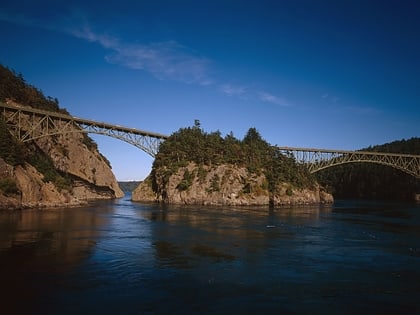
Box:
[0,104,123,209]
[132,162,333,206]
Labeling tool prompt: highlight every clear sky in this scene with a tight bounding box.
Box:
[1,0,419,180]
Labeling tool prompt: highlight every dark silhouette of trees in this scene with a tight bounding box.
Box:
[0,64,68,113]
[316,137,420,200]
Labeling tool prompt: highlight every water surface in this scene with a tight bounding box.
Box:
[1,196,419,314]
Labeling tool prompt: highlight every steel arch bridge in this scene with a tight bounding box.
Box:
[277,146,420,179]
[1,102,419,178]
[1,102,168,157]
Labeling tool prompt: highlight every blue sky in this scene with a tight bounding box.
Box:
[1,0,419,180]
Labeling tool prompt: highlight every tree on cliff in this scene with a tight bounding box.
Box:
[0,64,66,113]
[0,118,25,166]
[152,124,316,193]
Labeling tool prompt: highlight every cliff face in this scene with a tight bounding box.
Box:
[132,162,333,206]
[0,105,123,209]
[35,129,123,200]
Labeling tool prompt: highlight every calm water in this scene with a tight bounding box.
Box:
[1,195,420,315]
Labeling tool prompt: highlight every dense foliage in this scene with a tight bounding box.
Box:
[0,64,69,113]
[0,118,25,166]
[316,137,420,200]
[153,123,316,191]
[118,181,141,192]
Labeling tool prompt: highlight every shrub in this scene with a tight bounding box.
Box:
[0,178,19,195]
[176,169,194,191]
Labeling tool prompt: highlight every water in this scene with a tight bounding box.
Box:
[1,195,420,314]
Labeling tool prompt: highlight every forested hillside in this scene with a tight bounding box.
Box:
[132,122,332,206]
[153,122,316,193]
[316,138,420,200]
[0,64,66,113]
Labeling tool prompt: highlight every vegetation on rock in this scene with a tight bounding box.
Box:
[0,64,65,113]
[148,122,317,202]
[0,63,123,207]
[155,124,315,189]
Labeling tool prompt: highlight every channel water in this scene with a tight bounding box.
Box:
[1,194,419,314]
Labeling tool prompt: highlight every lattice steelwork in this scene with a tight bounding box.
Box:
[277,146,420,179]
[1,102,168,157]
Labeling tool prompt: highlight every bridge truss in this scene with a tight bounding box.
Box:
[277,146,420,179]
[0,102,168,157]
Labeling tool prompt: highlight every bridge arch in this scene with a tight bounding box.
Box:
[277,146,420,180]
[312,159,419,179]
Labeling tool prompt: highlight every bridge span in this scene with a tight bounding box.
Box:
[1,102,168,157]
[1,102,419,178]
[277,146,420,179]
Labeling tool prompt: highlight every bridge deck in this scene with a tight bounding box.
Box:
[1,102,169,139]
[276,146,419,158]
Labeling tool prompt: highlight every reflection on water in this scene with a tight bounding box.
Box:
[0,204,114,314]
[0,196,420,315]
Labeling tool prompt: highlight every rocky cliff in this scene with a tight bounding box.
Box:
[0,104,123,209]
[132,162,333,206]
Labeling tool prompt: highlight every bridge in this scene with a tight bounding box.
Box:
[1,102,419,178]
[1,102,168,157]
[277,147,420,179]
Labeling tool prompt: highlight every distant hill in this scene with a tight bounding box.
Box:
[118,181,141,192]
[365,137,420,155]
[316,137,420,200]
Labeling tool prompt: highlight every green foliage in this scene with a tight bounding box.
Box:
[365,137,420,155]
[83,135,98,151]
[210,174,220,192]
[197,164,208,183]
[153,124,315,192]
[54,174,73,192]
[28,150,59,183]
[0,178,19,196]
[27,148,72,191]
[177,169,195,191]
[0,118,25,166]
[0,64,66,112]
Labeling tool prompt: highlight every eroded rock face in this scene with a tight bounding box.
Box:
[0,105,123,209]
[35,131,123,199]
[132,162,333,206]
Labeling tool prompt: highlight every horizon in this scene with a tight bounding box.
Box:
[1,1,419,180]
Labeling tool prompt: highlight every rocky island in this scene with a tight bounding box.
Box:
[133,123,333,206]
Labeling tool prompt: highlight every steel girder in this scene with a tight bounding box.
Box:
[1,102,168,157]
[277,146,420,179]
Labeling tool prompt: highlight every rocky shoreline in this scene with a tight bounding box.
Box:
[132,162,333,207]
